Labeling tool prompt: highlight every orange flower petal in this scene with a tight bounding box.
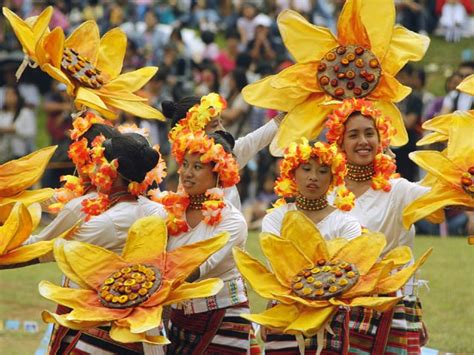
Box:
[337,0,370,49]
[115,306,163,334]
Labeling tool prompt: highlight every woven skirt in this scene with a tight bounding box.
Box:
[166,303,252,354]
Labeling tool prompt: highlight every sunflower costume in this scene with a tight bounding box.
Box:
[242,0,429,154]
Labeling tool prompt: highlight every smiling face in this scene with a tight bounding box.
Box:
[341,113,380,166]
[294,158,332,199]
[179,152,217,195]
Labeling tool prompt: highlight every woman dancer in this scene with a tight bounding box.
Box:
[325,98,429,354]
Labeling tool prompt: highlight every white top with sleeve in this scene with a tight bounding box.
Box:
[224,119,278,210]
[262,203,361,240]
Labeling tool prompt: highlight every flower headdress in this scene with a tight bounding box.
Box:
[150,129,239,235]
[325,98,396,191]
[168,93,227,142]
[274,138,354,211]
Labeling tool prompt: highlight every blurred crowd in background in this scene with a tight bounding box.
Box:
[0,0,473,235]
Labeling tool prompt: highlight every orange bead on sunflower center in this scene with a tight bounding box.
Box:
[317,45,381,99]
[61,47,104,89]
[461,167,474,196]
[99,264,162,308]
[291,258,359,300]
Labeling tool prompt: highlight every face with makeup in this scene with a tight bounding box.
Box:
[179,152,217,195]
[340,113,380,166]
[293,158,332,199]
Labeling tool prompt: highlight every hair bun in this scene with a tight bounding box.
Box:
[162,100,177,120]
[214,130,235,150]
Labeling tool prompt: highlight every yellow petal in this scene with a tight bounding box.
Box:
[0,203,32,253]
[372,100,408,146]
[62,240,128,290]
[374,248,432,294]
[285,305,336,337]
[457,74,474,95]
[0,188,54,207]
[27,203,42,231]
[260,233,312,287]
[105,67,158,93]
[95,27,127,81]
[327,238,349,258]
[35,26,64,68]
[0,241,53,265]
[39,63,75,93]
[381,25,430,76]
[53,239,91,290]
[122,216,167,267]
[369,72,411,103]
[409,151,459,185]
[242,76,310,112]
[39,280,129,322]
[101,96,165,120]
[42,310,106,330]
[337,0,370,49]
[271,94,334,154]
[402,185,473,228]
[359,0,395,60]
[165,279,224,305]
[416,131,447,146]
[241,303,299,330]
[109,324,170,344]
[141,279,172,308]
[421,112,452,133]
[330,296,401,312]
[75,87,113,118]
[65,20,100,63]
[0,146,57,197]
[446,114,474,162]
[381,246,412,267]
[116,306,163,334]
[271,62,321,92]
[281,211,329,262]
[233,247,293,304]
[277,9,338,63]
[2,6,52,58]
[165,232,229,282]
[332,233,386,275]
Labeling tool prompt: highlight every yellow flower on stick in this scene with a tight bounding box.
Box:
[242,0,429,154]
[0,146,57,207]
[33,22,164,120]
[40,216,228,344]
[0,202,75,266]
[403,117,474,229]
[233,211,431,344]
[457,74,474,95]
[2,6,53,77]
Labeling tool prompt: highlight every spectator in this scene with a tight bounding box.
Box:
[0,85,36,163]
[237,2,258,48]
[440,61,474,114]
[221,68,250,138]
[215,31,241,77]
[247,14,277,68]
[439,0,468,42]
[200,30,219,62]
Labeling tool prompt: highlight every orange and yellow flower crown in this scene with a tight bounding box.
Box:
[325,98,396,191]
[274,138,354,211]
[168,93,227,142]
[172,129,240,188]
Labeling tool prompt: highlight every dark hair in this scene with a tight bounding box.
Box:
[230,68,248,93]
[201,30,216,45]
[236,53,252,70]
[103,133,159,183]
[82,124,120,148]
[209,131,234,153]
[162,96,200,128]
[2,85,24,122]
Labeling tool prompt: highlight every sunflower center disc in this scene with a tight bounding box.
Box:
[61,47,104,89]
[291,259,359,300]
[317,45,381,100]
[98,264,162,309]
[461,167,474,197]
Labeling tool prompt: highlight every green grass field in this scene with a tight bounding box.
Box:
[0,235,472,354]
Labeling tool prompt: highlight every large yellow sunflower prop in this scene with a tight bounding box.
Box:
[0,146,57,207]
[403,117,474,229]
[242,0,429,154]
[457,74,474,95]
[2,6,52,77]
[234,211,431,347]
[40,216,228,344]
[0,202,75,266]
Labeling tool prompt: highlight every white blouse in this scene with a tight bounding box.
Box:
[262,203,362,240]
[224,119,278,210]
[347,178,429,254]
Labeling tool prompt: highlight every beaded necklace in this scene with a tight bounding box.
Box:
[295,195,328,211]
[346,163,374,182]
